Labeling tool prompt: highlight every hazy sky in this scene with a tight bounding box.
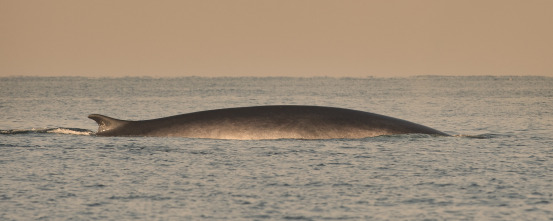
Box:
[1,0,552,77]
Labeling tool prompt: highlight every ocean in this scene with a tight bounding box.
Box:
[1,76,552,220]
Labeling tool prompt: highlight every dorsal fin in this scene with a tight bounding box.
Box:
[88,114,128,133]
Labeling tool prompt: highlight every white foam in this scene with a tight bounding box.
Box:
[46,128,93,136]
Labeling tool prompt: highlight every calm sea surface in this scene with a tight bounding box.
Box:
[1,76,552,220]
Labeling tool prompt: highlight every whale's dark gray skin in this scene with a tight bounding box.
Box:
[89,105,448,140]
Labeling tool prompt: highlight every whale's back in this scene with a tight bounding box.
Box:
[89,106,448,139]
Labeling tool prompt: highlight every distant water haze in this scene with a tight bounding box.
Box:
[1,0,552,77]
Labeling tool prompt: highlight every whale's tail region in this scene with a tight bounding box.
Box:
[88,114,128,134]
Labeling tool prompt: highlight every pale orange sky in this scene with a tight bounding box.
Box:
[1,0,552,77]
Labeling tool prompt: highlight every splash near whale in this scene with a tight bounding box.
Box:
[89,105,448,140]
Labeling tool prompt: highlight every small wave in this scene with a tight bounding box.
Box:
[0,128,93,136]
[453,133,505,139]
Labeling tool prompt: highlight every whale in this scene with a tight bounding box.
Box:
[88,105,448,140]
